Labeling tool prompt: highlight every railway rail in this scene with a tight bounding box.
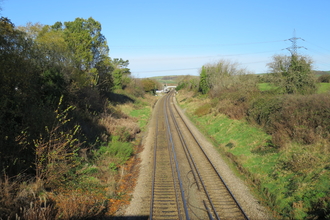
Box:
[150,91,249,220]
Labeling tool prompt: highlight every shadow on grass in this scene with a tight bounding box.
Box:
[106,92,135,105]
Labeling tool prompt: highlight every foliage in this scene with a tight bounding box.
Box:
[200,59,248,95]
[176,75,199,91]
[34,97,81,188]
[63,17,109,72]
[0,15,148,219]
[177,90,330,219]
[141,78,159,94]
[258,83,278,92]
[150,75,181,85]
[247,93,330,147]
[199,66,209,94]
[111,58,131,89]
[98,140,133,165]
[194,103,212,117]
[0,17,54,176]
[267,55,317,95]
[318,74,330,83]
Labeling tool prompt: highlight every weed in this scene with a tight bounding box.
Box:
[194,103,212,117]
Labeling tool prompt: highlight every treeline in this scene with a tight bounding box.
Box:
[179,56,330,146]
[177,56,330,219]
[0,16,128,177]
[0,16,158,219]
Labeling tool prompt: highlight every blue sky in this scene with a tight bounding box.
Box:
[1,0,330,78]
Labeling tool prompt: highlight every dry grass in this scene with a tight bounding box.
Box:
[0,177,58,220]
[98,115,140,142]
[194,103,212,117]
[52,190,107,219]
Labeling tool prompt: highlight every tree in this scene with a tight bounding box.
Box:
[199,66,209,94]
[0,17,48,175]
[141,78,158,94]
[267,55,317,95]
[95,55,114,92]
[197,59,250,98]
[63,17,109,70]
[111,58,131,90]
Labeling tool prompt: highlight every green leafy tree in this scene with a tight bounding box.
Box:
[199,66,209,94]
[141,78,158,94]
[111,58,131,90]
[112,69,123,90]
[176,75,199,91]
[63,17,109,70]
[95,55,114,92]
[267,55,317,95]
[0,17,49,175]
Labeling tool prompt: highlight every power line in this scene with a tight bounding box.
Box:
[132,67,200,74]
[304,40,330,53]
[130,50,282,62]
[110,40,286,49]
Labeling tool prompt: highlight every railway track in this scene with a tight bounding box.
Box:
[150,91,249,220]
[150,92,189,219]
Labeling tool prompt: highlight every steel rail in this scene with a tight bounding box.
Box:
[171,92,250,220]
[164,92,190,220]
[168,93,221,219]
[150,93,190,220]
[149,95,159,219]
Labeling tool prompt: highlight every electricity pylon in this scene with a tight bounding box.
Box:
[286,29,307,56]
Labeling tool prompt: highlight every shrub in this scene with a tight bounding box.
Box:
[34,99,81,188]
[318,74,330,83]
[194,103,212,117]
[176,75,199,92]
[267,55,317,95]
[248,93,330,146]
[211,77,260,119]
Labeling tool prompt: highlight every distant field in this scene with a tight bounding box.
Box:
[150,75,197,85]
[149,76,181,85]
[318,83,330,93]
[258,82,330,94]
[258,83,278,91]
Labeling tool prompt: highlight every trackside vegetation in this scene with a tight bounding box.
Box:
[0,15,156,219]
[176,57,330,219]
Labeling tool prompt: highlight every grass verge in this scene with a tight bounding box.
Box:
[177,90,330,219]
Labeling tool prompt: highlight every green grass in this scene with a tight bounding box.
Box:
[258,83,277,91]
[150,76,179,85]
[318,83,330,94]
[259,82,330,94]
[129,106,151,131]
[180,99,277,176]
[178,93,330,219]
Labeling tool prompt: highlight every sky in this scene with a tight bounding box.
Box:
[1,0,330,78]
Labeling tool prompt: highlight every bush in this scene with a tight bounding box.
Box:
[248,93,330,146]
[267,55,317,95]
[194,103,212,117]
[318,74,330,83]
[211,76,260,119]
[176,75,199,92]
